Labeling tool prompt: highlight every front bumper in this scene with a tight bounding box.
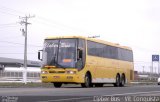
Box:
[41,74,84,83]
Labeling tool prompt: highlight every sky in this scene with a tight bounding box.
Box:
[0,0,160,72]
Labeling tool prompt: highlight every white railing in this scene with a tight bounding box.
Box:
[0,70,40,82]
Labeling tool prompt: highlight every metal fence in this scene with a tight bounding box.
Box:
[0,70,40,82]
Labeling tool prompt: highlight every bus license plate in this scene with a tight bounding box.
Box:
[53,76,60,79]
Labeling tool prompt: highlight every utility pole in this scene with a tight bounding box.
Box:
[142,66,144,74]
[150,66,152,80]
[20,15,35,84]
[158,60,160,76]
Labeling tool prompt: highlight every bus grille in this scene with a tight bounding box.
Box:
[49,71,65,73]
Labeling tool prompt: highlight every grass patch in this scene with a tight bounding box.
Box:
[0,82,54,88]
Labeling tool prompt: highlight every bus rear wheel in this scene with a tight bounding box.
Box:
[53,83,62,88]
[120,74,125,87]
[114,74,120,87]
[81,74,92,88]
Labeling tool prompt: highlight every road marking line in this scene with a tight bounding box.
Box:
[38,97,91,102]
[38,91,160,102]
[104,91,160,96]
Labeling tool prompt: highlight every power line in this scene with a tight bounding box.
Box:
[0,6,158,54]
[0,41,24,45]
[0,24,20,29]
[35,16,90,34]
[0,22,19,29]
[0,35,22,39]
[0,5,24,15]
[0,53,37,55]
[0,45,42,48]
[0,10,19,16]
[0,23,18,26]
[0,40,42,47]
[0,23,20,30]
[0,25,19,28]
[0,5,24,16]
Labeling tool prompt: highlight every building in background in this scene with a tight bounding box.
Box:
[0,57,41,82]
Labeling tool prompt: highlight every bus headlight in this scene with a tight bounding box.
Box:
[41,71,48,74]
[66,70,76,74]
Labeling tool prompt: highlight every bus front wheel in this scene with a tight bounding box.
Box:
[81,74,92,88]
[53,83,62,88]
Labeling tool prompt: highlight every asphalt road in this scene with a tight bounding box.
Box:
[0,85,160,102]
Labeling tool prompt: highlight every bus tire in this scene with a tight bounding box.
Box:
[81,73,92,88]
[120,74,125,87]
[114,74,120,87]
[53,83,62,88]
[95,83,103,87]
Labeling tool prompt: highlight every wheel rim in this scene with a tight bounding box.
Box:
[122,76,125,85]
[116,75,120,86]
[121,78,124,85]
[85,76,89,87]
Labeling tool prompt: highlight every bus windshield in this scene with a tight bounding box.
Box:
[42,39,77,68]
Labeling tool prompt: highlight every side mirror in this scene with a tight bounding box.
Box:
[38,50,43,61]
[77,48,83,60]
[76,48,83,70]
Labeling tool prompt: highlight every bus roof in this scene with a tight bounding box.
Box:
[45,36,132,50]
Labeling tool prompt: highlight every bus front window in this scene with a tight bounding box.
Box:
[57,39,77,68]
[42,40,59,67]
[42,39,77,68]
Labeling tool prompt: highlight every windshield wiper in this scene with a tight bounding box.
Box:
[49,54,56,66]
[49,54,66,68]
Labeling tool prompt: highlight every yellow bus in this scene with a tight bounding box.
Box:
[38,36,134,88]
